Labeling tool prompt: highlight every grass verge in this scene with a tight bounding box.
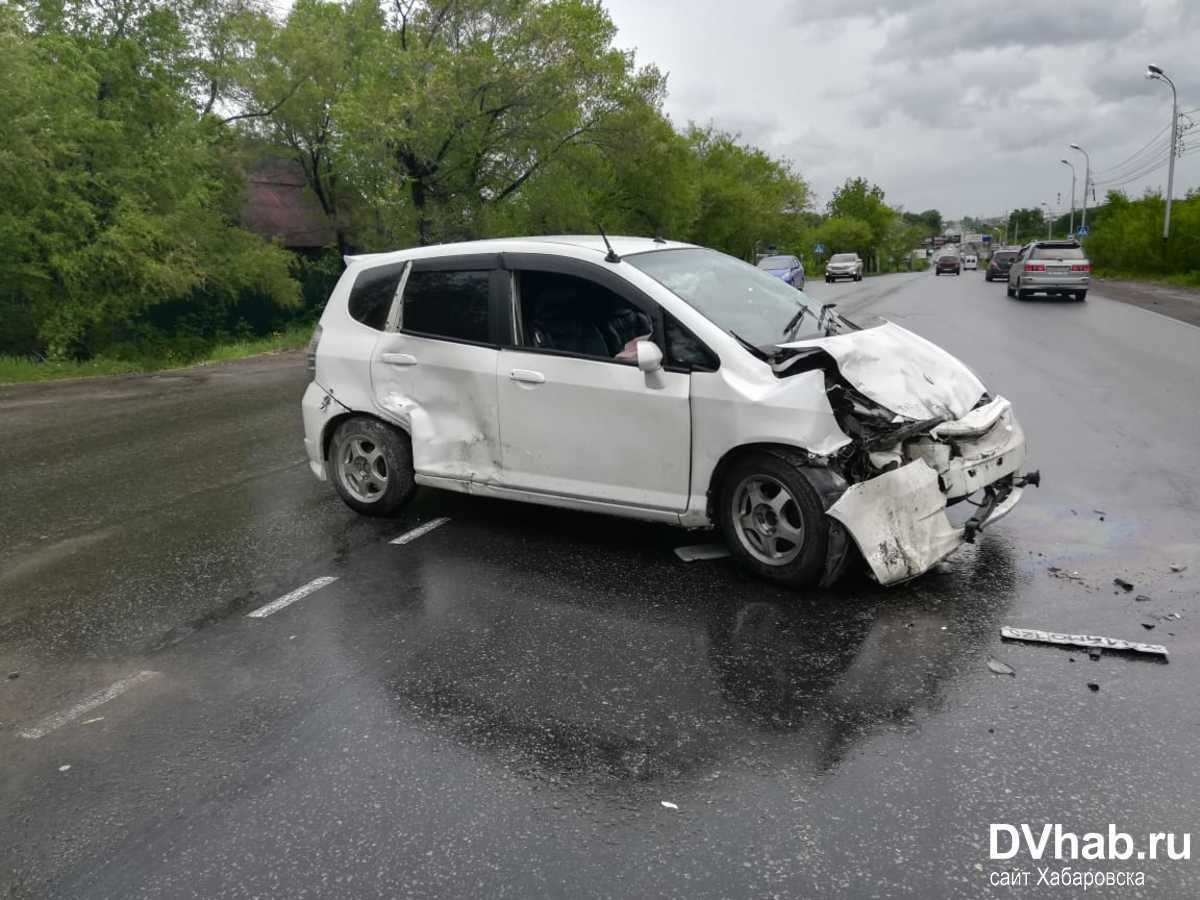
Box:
[0,322,314,385]
[1093,269,1200,290]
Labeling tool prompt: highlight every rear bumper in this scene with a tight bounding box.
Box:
[301,380,332,482]
[1017,274,1090,291]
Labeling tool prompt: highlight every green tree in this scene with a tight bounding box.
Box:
[812,216,873,261]
[686,126,809,258]
[827,177,894,270]
[0,0,298,358]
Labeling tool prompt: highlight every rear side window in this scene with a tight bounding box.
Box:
[402,270,491,343]
[348,263,406,330]
[1032,246,1085,260]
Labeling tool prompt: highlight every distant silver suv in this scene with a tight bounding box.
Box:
[1007,240,1090,301]
[825,253,863,283]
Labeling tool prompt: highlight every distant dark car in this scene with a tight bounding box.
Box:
[756,254,805,290]
[985,250,1019,282]
[935,254,961,276]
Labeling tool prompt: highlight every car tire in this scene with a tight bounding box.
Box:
[718,451,829,589]
[935,271,940,276]
[1006,284,1015,297]
[328,416,416,517]
[1075,290,1087,301]
[1017,288,1030,300]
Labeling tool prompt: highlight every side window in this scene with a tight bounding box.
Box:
[664,313,718,371]
[402,270,491,344]
[515,270,653,363]
[348,262,406,330]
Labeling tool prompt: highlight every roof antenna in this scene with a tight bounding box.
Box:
[597,224,621,263]
[652,234,667,244]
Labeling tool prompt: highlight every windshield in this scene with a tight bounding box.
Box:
[628,247,825,346]
[758,255,795,269]
[830,253,857,263]
[1032,246,1085,260]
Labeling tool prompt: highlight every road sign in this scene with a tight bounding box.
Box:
[1076,225,1089,237]
[981,235,992,243]
[813,243,826,255]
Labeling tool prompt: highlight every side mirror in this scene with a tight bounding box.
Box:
[636,340,663,373]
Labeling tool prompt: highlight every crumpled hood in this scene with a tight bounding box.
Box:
[777,321,986,421]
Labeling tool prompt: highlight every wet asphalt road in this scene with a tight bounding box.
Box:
[2,272,1198,898]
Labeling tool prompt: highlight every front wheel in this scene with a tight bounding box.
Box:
[328,416,416,516]
[718,452,828,588]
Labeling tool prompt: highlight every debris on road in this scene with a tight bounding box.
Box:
[81,717,104,726]
[1136,594,1151,602]
[1000,626,1168,659]
[1092,509,1106,516]
[1047,567,1084,581]
[1170,564,1187,573]
[1113,578,1134,591]
[1142,622,1156,630]
[58,765,71,772]
[987,658,1016,677]
[660,801,679,810]
[7,672,18,680]
[1087,683,1100,692]
[674,544,731,562]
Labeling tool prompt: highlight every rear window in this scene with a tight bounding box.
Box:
[994,252,1017,262]
[758,256,795,269]
[348,262,406,330]
[402,270,491,343]
[1032,246,1085,260]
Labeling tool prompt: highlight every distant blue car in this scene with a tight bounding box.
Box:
[756,254,805,290]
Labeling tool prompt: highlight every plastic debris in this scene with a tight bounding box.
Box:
[6,672,18,680]
[58,764,71,772]
[1087,683,1100,692]
[81,717,104,726]
[1135,594,1151,602]
[1001,625,1168,658]
[1092,509,1106,516]
[1170,564,1187,573]
[1141,622,1156,630]
[660,801,679,810]
[674,544,731,562]
[986,658,1016,677]
[1113,578,1134,591]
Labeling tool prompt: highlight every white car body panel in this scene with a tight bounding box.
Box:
[370,331,502,483]
[779,321,987,421]
[496,348,691,510]
[304,235,1033,586]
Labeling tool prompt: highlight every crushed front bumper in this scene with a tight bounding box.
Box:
[827,398,1034,585]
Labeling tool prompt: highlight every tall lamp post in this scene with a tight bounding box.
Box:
[1060,159,1076,237]
[1040,202,1052,238]
[1146,64,1178,243]
[1068,143,1090,228]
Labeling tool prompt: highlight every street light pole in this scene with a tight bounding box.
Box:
[1060,159,1076,237]
[1040,202,1051,239]
[1146,64,1179,243]
[1068,143,1090,229]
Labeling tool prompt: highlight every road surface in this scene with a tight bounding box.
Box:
[2,271,1198,898]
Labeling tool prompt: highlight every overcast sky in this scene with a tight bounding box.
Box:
[602,0,1200,221]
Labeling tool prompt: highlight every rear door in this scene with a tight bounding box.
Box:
[495,254,692,512]
[369,255,507,484]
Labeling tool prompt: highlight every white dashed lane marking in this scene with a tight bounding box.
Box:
[246,576,339,619]
[389,517,450,545]
[19,670,159,740]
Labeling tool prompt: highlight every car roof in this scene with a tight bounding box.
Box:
[344,235,697,268]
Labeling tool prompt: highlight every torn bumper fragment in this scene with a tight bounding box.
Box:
[827,459,1026,585]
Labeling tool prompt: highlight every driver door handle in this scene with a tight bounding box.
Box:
[509,369,545,384]
[381,352,418,366]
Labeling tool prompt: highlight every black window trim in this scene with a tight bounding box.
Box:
[497,252,720,373]
[396,254,508,348]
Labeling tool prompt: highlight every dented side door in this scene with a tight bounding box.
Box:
[369,256,506,484]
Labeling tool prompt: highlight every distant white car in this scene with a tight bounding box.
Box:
[963,254,978,270]
[825,253,863,282]
[302,236,1035,587]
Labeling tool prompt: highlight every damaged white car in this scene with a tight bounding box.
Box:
[302,236,1038,587]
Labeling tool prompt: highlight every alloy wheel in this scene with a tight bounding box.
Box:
[730,474,806,565]
[335,434,389,503]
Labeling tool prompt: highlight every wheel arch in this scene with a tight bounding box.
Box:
[705,442,847,522]
[321,409,411,463]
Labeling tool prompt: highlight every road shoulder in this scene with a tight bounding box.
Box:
[1092,278,1200,327]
